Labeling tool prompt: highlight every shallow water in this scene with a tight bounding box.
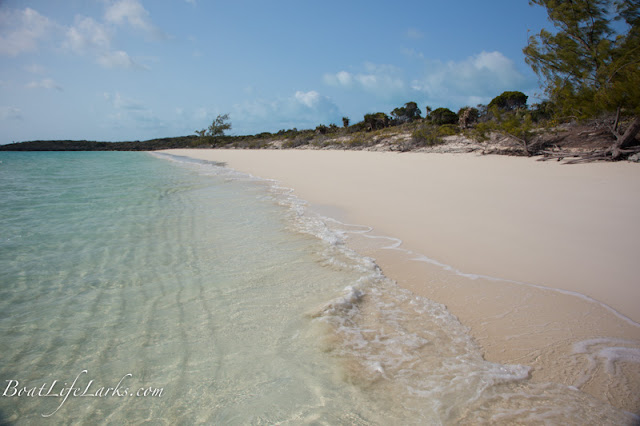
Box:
[0,151,635,424]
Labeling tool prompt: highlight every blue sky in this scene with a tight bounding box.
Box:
[0,0,551,144]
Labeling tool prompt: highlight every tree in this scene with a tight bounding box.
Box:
[430,107,458,125]
[425,105,432,119]
[391,101,422,123]
[363,112,390,130]
[342,117,350,128]
[458,107,479,128]
[524,0,640,159]
[196,113,232,137]
[488,91,528,111]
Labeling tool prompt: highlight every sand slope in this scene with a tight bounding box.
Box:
[160,149,640,412]
[163,149,640,322]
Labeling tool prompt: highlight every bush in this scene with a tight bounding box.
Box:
[345,137,366,147]
[457,107,479,128]
[391,101,422,124]
[363,112,390,130]
[430,108,458,125]
[437,124,458,136]
[488,91,528,111]
[412,126,445,146]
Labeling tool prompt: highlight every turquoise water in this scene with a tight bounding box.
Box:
[0,151,634,424]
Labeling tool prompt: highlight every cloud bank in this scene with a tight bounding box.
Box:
[0,1,161,70]
[232,90,342,133]
[0,8,54,56]
[325,51,531,109]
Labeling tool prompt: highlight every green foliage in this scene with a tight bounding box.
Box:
[391,101,423,123]
[346,121,367,133]
[344,136,366,147]
[0,136,203,151]
[500,113,534,141]
[457,107,480,128]
[488,91,528,111]
[437,124,458,136]
[282,134,313,148]
[529,101,556,122]
[429,108,458,125]
[524,0,640,117]
[196,113,232,137]
[315,124,328,134]
[342,117,350,128]
[363,112,391,130]
[411,125,450,146]
[468,121,495,142]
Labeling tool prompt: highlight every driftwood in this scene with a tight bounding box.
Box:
[610,116,640,159]
[502,132,556,157]
[537,116,640,163]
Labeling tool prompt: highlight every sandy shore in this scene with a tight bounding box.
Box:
[160,148,640,412]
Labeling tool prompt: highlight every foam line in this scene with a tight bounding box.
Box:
[304,198,640,330]
[155,152,640,329]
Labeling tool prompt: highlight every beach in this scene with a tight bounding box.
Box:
[162,148,640,413]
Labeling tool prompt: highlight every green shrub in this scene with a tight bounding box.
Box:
[488,91,528,111]
[344,137,366,147]
[437,124,458,136]
[363,112,390,130]
[430,108,458,125]
[412,126,445,146]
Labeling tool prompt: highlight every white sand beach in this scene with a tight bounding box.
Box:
[161,148,640,412]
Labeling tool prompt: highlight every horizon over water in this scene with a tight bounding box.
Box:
[0,151,636,424]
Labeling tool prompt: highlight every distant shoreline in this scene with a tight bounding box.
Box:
[3,119,639,164]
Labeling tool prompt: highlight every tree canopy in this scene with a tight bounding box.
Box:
[524,0,640,159]
[488,91,528,111]
[391,102,422,123]
[196,114,232,137]
[524,0,640,117]
[429,108,458,125]
[363,112,391,130]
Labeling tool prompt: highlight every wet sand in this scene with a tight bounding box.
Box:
[161,149,640,412]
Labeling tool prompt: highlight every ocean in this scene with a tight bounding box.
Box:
[0,151,634,424]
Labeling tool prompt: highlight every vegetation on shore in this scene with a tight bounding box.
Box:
[2,0,638,162]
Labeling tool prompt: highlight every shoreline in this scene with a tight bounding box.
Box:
[159,148,640,412]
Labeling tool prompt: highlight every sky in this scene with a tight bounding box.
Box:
[0,0,553,144]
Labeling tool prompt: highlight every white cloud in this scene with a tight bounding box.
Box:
[0,8,54,55]
[294,90,322,108]
[25,64,46,74]
[406,28,424,40]
[411,51,527,106]
[323,70,353,87]
[0,106,23,120]
[104,92,145,110]
[26,78,63,91]
[104,0,166,39]
[324,63,406,100]
[0,4,163,72]
[0,2,163,71]
[102,92,165,131]
[194,107,209,121]
[401,48,424,60]
[64,16,111,54]
[97,50,143,69]
[324,52,533,114]
[232,90,342,132]
[63,13,150,70]
[105,0,151,30]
